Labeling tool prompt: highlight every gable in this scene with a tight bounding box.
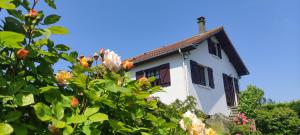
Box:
[127,27,249,76]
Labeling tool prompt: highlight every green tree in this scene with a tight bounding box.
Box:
[238,85,264,118]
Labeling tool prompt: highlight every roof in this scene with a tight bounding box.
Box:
[127,26,249,76]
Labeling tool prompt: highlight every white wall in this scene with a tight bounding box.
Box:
[186,40,239,116]
[129,39,239,116]
[129,54,189,104]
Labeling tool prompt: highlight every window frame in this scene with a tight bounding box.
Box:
[135,63,171,87]
[190,60,214,89]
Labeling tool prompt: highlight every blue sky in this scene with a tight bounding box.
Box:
[33,0,300,102]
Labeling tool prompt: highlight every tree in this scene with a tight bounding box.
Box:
[238,85,264,118]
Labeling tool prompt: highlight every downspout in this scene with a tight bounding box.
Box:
[179,48,189,96]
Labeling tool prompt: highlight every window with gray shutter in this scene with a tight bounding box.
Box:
[190,60,210,87]
[136,63,171,87]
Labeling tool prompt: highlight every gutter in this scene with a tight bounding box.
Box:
[179,48,189,96]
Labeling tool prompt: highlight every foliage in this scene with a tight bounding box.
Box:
[238,85,264,118]
[205,113,232,135]
[0,1,195,134]
[255,107,300,135]
[159,96,206,120]
[260,100,300,117]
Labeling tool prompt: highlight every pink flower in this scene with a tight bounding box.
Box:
[102,49,122,72]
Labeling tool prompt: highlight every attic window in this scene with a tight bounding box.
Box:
[208,38,222,59]
[190,60,215,89]
[135,63,171,87]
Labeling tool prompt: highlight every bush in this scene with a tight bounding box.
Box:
[238,85,264,118]
[0,1,193,134]
[255,107,300,135]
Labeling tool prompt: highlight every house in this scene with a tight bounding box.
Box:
[128,17,249,116]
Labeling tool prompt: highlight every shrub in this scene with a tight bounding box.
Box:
[238,85,264,118]
[0,1,192,134]
[255,107,300,135]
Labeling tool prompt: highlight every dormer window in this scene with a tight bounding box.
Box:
[208,38,222,59]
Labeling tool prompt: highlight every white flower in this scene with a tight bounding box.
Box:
[183,110,197,119]
[180,111,206,135]
[102,49,122,72]
[179,119,187,131]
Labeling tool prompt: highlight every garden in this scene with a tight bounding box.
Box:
[0,0,299,135]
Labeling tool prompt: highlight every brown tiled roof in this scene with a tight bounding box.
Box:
[128,27,224,64]
[127,26,249,76]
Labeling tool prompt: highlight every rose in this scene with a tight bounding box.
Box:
[28,9,38,18]
[179,111,206,135]
[55,71,72,86]
[17,48,29,59]
[80,56,89,68]
[102,49,122,72]
[71,97,79,108]
[205,128,216,135]
[138,77,150,86]
[122,60,134,70]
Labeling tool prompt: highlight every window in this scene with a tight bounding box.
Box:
[135,63,171,87]
[190,60,214,88]
[208,38,222,59]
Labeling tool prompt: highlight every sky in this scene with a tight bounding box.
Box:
[23,0,300,102]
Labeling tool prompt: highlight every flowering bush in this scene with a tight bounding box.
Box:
[230,113,260,135]
[0,1,210,134]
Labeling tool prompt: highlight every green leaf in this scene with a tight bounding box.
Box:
[39,86,59,93]
[0,77,6,87]
[34,102,52,121]
[44,14,61,25]
[4,111,22,122]
[14,93,35,106]
[84,107,99,117]
[44,88,61,103]
[48,26,69,35]
[0,123,14,135]
[7,9,24,21]
[0,31,24,42]
[52,101,64,120]
[39,28,52,39]
[82,125,91,135]
[44,0,56,9]
[67,115,87,124]
[55,44,70,51]
[0,31,24,48]
[63,125,73,135]
[52,119,66,128]
[33,39,48,47]
[0,0,16,9]
[12,124,27,135]
[89,113,108,122]
[61,53,75,63]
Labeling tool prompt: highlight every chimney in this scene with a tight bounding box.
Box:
[197,16,206,34]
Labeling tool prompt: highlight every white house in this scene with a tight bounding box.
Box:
[128,17,249,116]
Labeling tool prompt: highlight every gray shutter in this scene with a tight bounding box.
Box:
[208,39,214,54]
[160,63,171,87]
[198,66,206,86]
[190,60,200,84]
[217,43,222,59]
[207,67,214,88]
